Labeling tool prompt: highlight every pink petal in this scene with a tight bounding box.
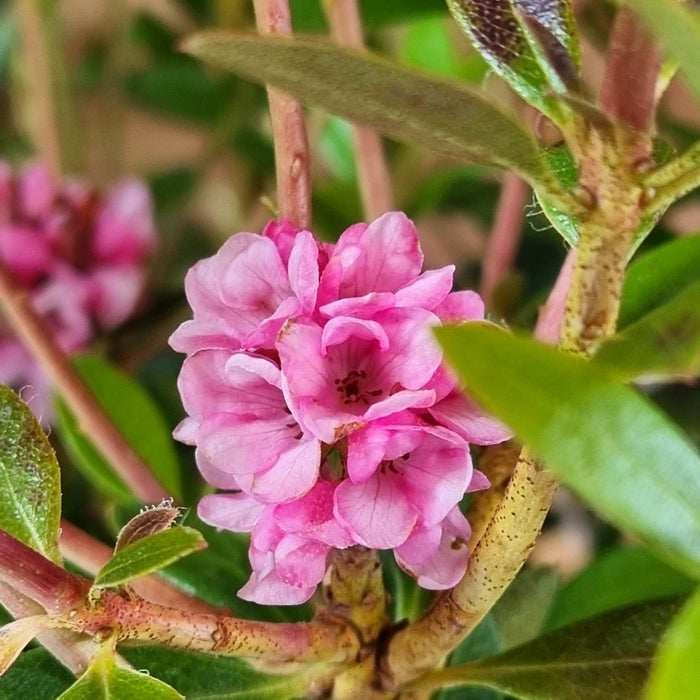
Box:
[322,316,390,352]
[429,391,512,445]
[17,162,55,218]
[198,492,264,532]
[0,225,52,284]
[319,292,395,320]
[88,266,144,329]
[334,472,417,549]
[434,291,485,323]
[262,219,299,265]
[288,230,319,315]
[394,267,455,310]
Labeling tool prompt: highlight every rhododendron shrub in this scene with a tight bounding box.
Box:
[171,212,510,604]
[0,161,156,415]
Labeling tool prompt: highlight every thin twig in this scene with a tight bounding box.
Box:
[479,173,530,307]
[252,0,312,229]
[59,521,219,615]
[324,0,393,220]
[534,249,576,344]
[0,262,169,504]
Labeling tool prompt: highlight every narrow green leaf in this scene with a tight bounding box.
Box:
[436,323,700,579]
[415,597,684,699]
[122,647,311,699]
[0,648,73,699]
[56,646,184,700]
[646,586,700,699]
[93,526,206,589]
[546,547,695,631]
[0,615,48,676]
[182,33,547,184]
[593,279,700,381]
[626,0,700,102]
[114,501,181,553]
[0,385,61,563]
[620,234,700,328]
[54,355,182,503]
[447,0,579,122]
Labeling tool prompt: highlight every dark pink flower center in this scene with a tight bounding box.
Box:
[334,369,383,406]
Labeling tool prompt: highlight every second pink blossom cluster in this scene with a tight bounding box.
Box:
[171,212,510,605]
[0,161,156,416]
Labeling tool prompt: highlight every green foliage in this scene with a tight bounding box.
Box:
[0,648,73,699]
[546,547,695,631]
[626,0,700,102]
[0,385,61,563]
[55,646,184,700]
[593,279,700,381]
[446,0,580,125]
[646,586,700,699]
[54,355,182,504]
[122,647,310,699]
[182,33,548,184]
[436,323,700,579]
[620,233,700,328]
[416,598,684,699]
[93,526,206,589]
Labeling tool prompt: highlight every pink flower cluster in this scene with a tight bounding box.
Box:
[0,161,156,415]
[171,212,509,605]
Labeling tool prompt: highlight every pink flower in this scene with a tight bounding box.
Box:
[172,212,510,605]
[0,161,157,418]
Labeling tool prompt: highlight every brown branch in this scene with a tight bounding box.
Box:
[325,0,394,220]
[0,262,170,504]
[479,174,530,308]
[253,0,312,229]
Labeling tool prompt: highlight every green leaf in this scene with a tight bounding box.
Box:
[593,279,700,381]
[0,648,73,699]
[546,547,695,631]
[182,33,547,184]
[56,646,184,700]
[93,525,206,589]
[414,597,684,699]
[0,615,48,676]
[646,586,700,699]
[122,646,311,699]
[380,550,431,622]
[619,234,700,328]
[0,385,61,563]
[54,355,182,504]
[114,502,182,553]
[446,0,579,123]
[436,323,700,579]
[626,0,700,102]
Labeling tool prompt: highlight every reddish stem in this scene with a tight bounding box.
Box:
[479,173,530,307]
[325,0,393,220]
[0,530,89,614]
[534,249,576,344]
[253,0,312,229]
[0,262,169,504]
[599,6,661,137]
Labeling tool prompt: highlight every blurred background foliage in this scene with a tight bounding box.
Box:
[0,0,698,655]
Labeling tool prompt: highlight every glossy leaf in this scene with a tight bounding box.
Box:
[122,647,311,699]
[0,648,73,699]
[446,0,579,123]
[56,646,183,700]
[93,526,206,589]
[54,355,182,504]
[436,323,700,579]
[182,33,547,184]
[646,586,700,699]
[626,0,700,102]
[546,547,695,631]
[593,279,700,381]
[619,234,700,328]
[415,597,684,699]
[0,385,61,563]
[0,615,48,676]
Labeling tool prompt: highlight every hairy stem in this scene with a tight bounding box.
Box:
[479,174,530,308]
[253,0,312,229]
[324,0,394,220]
[0,263,169,504]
